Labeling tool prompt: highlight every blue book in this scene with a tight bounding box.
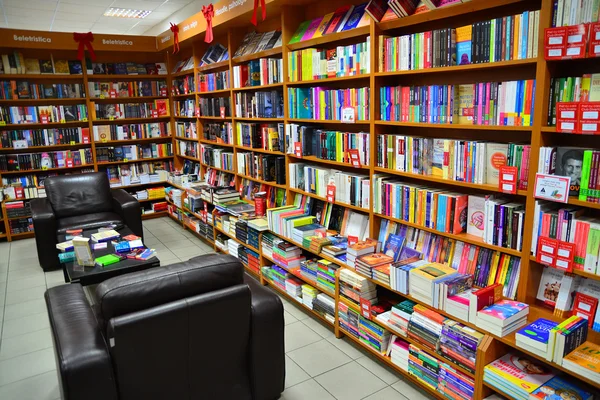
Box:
[296,87,311,119]
[529,376,594,400]
[516,318,558,352]
[341,3,366,31]
[383,234,405,262]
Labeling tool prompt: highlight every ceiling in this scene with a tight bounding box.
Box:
[0,0,198,35]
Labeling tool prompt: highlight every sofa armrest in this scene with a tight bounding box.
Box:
[31,198,59,270]
[244,274,285,400]
[111,189,143,239]
[45,284,118,400]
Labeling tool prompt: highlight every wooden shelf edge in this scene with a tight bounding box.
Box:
[287,26,370,51]
[375,58,537,77]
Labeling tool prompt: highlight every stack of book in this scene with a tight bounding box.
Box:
[316,260,338,295]
[233,31,282,59]
[248,226,260,249]
[548,315,589,364]
[355,253,394,281]
[530,376,594,400]
[346,240,378,268]
[407,304,445,350]
[300,259,318,284]
[313,293,335,323]
[232,58,282,88]
[339,268,377,309]
[387,300,416,337]
[440,320,483,374]
[338,300,360,337]
[390,337,410,371]
[438,363,475,400]
[285,277,303,301]
[359,314,390,354]
[476,300,529,337]
[515,318,558,359]
[287,86,369,121]
[198,44,228,66]
[484,354,555,400]
[228,240,241,259]
[302,284,319,309]
[263,265,289,292]
[273,242,306,271]
[562,342,600,382]
[261,232,277,259]
[292,223,324,244]
[246,248,260,275]
[409,263,458,307]
[408,344,440,392]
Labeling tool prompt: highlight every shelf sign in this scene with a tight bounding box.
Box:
[348,235,358,246]
[360,298,371,320]
[220,106,226,118]
[82,117,88,122]
[326,184,336,203]
[348,149,361,168]
[160,88,168,97]
[42,166,48,170]
[109,90,117,98]
[196,106,200,117]
[40,115,48,124]
[534,173,570,203]
[60,118,66,124]
[342,107,356,123]
[152,110,159,118]
[70,141,76,145]
[0,121,5,126]
[294,142,302,158]
[499,166,518,194]
[66,158,73,168]
[537,236,575,272]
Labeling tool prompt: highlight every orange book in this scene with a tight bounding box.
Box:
[359,253,394,266]
[414,304,446,324]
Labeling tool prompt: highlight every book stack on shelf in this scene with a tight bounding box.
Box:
[484,354,556,400]
[0,104,88,124]
[1,81,85,100]
[232,59,282,88]
[91,100,169,120]
[234,90,283,119]
[93,122,170,141]
[233,31,282,59]
[199,70,230,92]
[88,61,166,76]
[199,97,231,117]
[206,122,233,144]
[0,53,83,75]
[2,127,91,147]
[87,80,167,98]
[172,75,195,95]
[236,122,283,150]
[288,86,369,121]
[198,44,229,68]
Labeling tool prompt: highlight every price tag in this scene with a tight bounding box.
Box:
[60,118,66,124]
[499,166,518,194]
[152,110,158,118]
[109,116,115,121]
[123,158,129,162]
[109,90,117,98]
[342,107,356,123]
[534,173,570,203]
[101,138,108,143]
[204,203,208,212]
[294,142,302,158]
[0,121,6,126]
[348,235,358,246]
[160,88,168,97]
[70,141,76,145]
[555,241,576,272]
[81,117,88,122]
[239,185,244,196]
[360,298,372,320]
[40,115,48,124]
[42,166,48,170]
[348,149,361,168]
[220,106,226,118]
[99,94,105,99]
[196,107,200,117]
[66,159,73,168]
[326,184,336,203]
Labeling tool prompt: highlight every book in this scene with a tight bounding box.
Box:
[516,318,558,352]
[289,21,311,44]
[477,300,529,328]
[341,3,367,31]
[562,341,600,382]
[466,195,485,238]
[468,284,503,323]
[324,5,353,35]
[529,376,594,400]
[554,147,586,196]
[484,353,554,394]
[536,267,564,308]
[365,0,388,22]
[456,25,472,65]
[485,143,509,185]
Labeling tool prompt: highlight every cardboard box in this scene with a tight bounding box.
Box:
[545,27,567,59]
[556,102,580,133]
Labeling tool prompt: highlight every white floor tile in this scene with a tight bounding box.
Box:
[315,361,387,400]
[284,321,322,352]
[391,379,432,400]
[0,348,55,386]
[164,239,198,250]
[0,328,53,360]
[4,285,47,306]
[6,276,46,293]
[301,317,334,339]
[326,336,366,360]
[44,270,65,286]
[363,386,409,400]
[174,246,206,260]
[283,300,310,321]
[144,236,162,246]
[280,379,335,400]
[0,370,60,400]
[288,340,352,377]
[284,310,298,326]
[356,355,400,385]
[8,258,40,271]
[7,268,44,283]
[284,356,310,389]
[1,311,50,339]
[3,299,46,321]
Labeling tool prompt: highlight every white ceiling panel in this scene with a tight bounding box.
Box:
[4,7,56,19]
[110,0,164,10]
[54,11,103,23]
[60,0,115,5]
[2,0,59,11]
[8,16,52,30]
[56,3,109,15]
[52,20,95,31]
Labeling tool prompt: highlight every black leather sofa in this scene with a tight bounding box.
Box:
[31,172,143,270]
[45,254,285,400]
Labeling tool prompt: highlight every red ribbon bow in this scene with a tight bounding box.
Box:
[202,4,214,44]
[250,0,266,26]
[73,32,96,62]
[170,23,180,54]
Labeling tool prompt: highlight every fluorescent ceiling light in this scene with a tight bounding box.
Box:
[103,8,152,19]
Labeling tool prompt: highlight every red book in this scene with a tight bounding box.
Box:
[468,283,503,323]
[324,5,352,36]
[365,0,388,22]
[572,292,598,328]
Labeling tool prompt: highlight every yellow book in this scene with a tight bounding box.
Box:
[313,12,334,39]
[319,90,326,119]
[455,84,474,125]
[581,74,592,101]
[409,186,416,223]
[487,252,501,286]
[336,132,343,163]
[499,254,510,285]
[513,15,520,60]
[411,263,458,281]
[589,73,600,102]
[484,354,554,393]
[563,342,600,374]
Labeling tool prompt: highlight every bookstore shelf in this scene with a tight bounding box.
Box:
[7,215,31,221]
[289,118,370,125]
[199,139,234,147]
[2,121,89,129]
[0,143,92,152]
[232,47,283,64]
[0,74,83,80]
[288,154,369,170]
[137,198,164,203]
[234,117,283,122]
[177,154,201,162]
[96,136,173,145]
[482,382,513,400]
[197,60,230,73]
[0,165,91,175]
[199,88,232,95]
[200,163,235,174]
[97,156,173,166]
[141,211,168,220]
[235,145,284,155]
[0,98,87,105]
[374,121,534,131]
[263,252,335,297]
[287,26,370,52]
[198,115,232,120]
[373,211,522,257]
[287,74,370,86]
[91,96,168,102]
[9,232,35,238]
[528,255,600,282]
[172,92,197,98]
[87,74,159,80]
[337,295,476,378]
[181,221,215,246]
[236,173,287,189]
[540,126,557,132]
[174,116,197,120]
[566,197,600,210]
[110,181,168,190]
[171,69,195,78]
[214,225,260,254]
[372,166,528,196]
[232,83,284,91]
[289,187,370,214]
[176,136,199,143]
[373,58,538,77]
[92,117,170,125]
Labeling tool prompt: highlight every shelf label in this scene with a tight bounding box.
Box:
[109,116,115,121]
[360,298,371,320]
[40,115,48,124]
[204,203,208,212]
[348,235,358,246]
[534,173,570,203]
[342,107,356,123]
[109,89,117,98]
[294,142,302,158]
[556,241,576,272]
[60,118,66,124]
[499,166,518,194]
[220,106,226,118]
[42,166,49,170]
[326,184,336,203]
[66,158,73,168]
[81,117,88,122]
[70,141,76,145]
[348,149,361,168]
[123,158,129,162]
[151,110,158,118]
[160,88,168,97]
[0,121,6,126]
[99,94,106,99]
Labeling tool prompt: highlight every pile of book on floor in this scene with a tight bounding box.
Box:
[339,268,377,308]
[476,300,529,337]
[316,259,338,295]
[313,293,335,323]
[485,353,595,400]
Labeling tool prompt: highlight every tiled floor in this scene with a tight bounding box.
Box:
[0,217,433,400]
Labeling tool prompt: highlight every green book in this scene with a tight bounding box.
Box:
[288,21,311,45]
[95,254,122,267]
[579,150,593,201]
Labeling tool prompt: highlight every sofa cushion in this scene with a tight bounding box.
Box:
[95,254,244,322]
[45,172,113,218]
[56,212,123,234]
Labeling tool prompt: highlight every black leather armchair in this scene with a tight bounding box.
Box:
[45,254,285,400]
[31,172,143,270]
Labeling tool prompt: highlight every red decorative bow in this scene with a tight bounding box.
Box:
[250,0,266,26]
[170,23,180,54]
[73,32,96,62]
[202,4,214,44]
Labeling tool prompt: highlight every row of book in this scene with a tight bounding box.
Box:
[547,73,600,126]
[236,122,283,152]
[89,61,166,75]
[234,91,284,119]
[175,99,196,117]
[200,145,234,171]
[537,145,594,199]
[288,163,370,209]
[286,124,370,166]
[199,97,231,117]
[204,167,235,187]
[199,70,230,92]
[0,127,91,148]
[239,179,286,207]
[232,59,283,88]
[172,75,195,95]
[177,139,199,158]
[289,4,370,45]
[91,101,169,120]
[551,0,600,27]
[380,80,536,126]
[0,149,93,171]
[287,39,371,82]
[288,87,370,121]
[236,152,286,184]
[206,122,233,144]
[0,82,85,100]
[87,81,167,99]
[375,135,531,187]
[175,121,197,139]
[95,143,173,163]
[198,44,229,67]
[0,104,87,124]
[233,31,282,59]
[0,54,83,75]
[104,162,173,187]
[92,122,171,142]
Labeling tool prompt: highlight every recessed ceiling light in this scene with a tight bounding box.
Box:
[103,8,152,19]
